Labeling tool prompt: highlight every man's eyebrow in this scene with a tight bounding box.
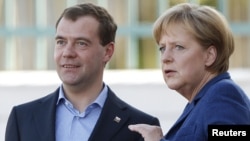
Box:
[55,35,64,40]
[75,37,92,44]
[54,36,92,44]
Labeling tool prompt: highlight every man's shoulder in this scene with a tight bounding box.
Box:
[106,87,159,123]
[13,89,59,111]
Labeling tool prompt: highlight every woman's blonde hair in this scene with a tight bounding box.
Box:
[153,3,234,73]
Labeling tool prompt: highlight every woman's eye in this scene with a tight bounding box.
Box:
[175,45,184,50]
[159,46,166,53]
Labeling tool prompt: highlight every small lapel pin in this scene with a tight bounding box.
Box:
[113,116,121,123]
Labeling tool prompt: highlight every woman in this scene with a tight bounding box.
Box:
[129,3,250,141]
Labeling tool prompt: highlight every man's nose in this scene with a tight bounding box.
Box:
[62,44,77,58]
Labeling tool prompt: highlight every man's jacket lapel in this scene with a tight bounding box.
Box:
[88,89,129,141]
[33,89,59,141]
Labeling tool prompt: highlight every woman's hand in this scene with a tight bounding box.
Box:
[128,124,163,141]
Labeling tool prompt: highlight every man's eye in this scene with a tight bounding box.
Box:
[56,40,65,45]
[77,41,86,46]
[78,42,86,46]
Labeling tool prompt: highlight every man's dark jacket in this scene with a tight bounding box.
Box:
[5,86,160,141]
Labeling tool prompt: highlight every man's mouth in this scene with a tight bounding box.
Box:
[62,64,79,68]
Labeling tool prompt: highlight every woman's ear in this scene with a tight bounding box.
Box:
[205,45,217,67]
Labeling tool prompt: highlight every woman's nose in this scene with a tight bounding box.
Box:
[161,49,173,63]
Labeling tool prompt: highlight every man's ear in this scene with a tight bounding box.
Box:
[103,42,114,63]
[205,45,217,67]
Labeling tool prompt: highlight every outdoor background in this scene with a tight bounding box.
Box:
[1,0,250,140]
[1,0,250,70]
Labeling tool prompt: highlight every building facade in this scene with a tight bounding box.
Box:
[0,0,250,70]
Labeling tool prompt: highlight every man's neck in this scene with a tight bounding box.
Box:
[63,82,104,112]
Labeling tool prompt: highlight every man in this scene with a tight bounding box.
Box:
[5,3,160,141]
